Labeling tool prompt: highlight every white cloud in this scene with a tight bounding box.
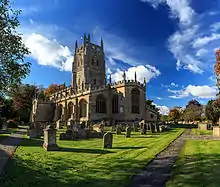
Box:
[155,105,170,115]
[141,0,220,74]
[193,33,220,48]
[184,63,203,74]
[196,48,208,57]
[111,65,161,83]
[141,0,195,26]
[171,82,178,87]
[211,22,220,31]
[168,85,218,99]
[23,33,73,71]
[209,11,219,16]
[156,97,162,100]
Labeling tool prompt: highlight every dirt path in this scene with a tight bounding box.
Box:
[0,126,27,175]
[129,129,191,187]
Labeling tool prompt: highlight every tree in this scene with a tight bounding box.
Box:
[205,100,220,125]
[10,84,45,122]
[169,108,180,123]
[160,115,169,122]
[182,99,203,121]
[45,83,66,96]
[0,0,30,97]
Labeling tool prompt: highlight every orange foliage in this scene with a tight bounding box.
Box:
[45,83,66,96]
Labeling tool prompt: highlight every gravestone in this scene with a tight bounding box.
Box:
[56,119,63,129]
[150,123,155,133]
[133,122,138,132]
[43,124,58,151]
[125,126,131,138]
[156,124,160,133]
[0,118,7,131]
[141,128,146,135]
[103,132,113,148]
[213,126,220,137]
[28,123,39,138]
[116,125,122,134]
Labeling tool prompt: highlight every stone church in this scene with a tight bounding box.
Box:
[48,34,148,125]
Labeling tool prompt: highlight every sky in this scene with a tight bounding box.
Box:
[13,0,220,115]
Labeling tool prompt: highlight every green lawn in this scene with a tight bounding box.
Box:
[190,128,212,135]
[167,140,220,187]
[0,128,184,187]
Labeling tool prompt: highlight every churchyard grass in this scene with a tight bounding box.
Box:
[0,128,184,187]
[167,140,220,187]
[190,128,212,135]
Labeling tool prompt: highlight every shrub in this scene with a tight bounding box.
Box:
[7,119,18,128]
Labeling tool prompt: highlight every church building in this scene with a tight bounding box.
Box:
[49,34,147,124]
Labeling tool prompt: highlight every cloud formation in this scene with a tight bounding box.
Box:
[111,65,161,83]
[23,33,73,71]
[168,85,218,99]
[140,0,220,74]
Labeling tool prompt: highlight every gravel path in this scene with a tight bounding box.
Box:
[129,129,191,187]
[0,126,27,175]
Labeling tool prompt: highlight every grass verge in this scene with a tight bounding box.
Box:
[167,140,220,187]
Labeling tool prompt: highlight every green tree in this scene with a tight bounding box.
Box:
[0,0,30,97]
[11,84,45,122]
[169,108,180,123]
[205,100,220,125]
[182,99,203,121]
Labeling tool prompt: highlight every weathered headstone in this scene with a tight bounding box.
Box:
[141,128,146,135]
[156,124,160,133]
[103,132,113,148]
[56,119,63,129]
[150,123,155,133]
[125,126,131,138]
[213,126,220,137]
[116,125,122,134]
[43,124,58,151]
[133,122,138,132]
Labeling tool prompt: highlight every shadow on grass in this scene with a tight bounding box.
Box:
[57,147,114,154]
[168,124,198,129]
[0,152,153,187]
[167,153,220,187]
[113,146,147,150]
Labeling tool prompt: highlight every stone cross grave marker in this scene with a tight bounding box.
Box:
[103,132,113,148]
[125,126,131,138]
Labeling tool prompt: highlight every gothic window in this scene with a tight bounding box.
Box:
[96,95,107,113]
[92,59,94,66]
[67,102,73,119]
[112,95,118,113]
[131,88,140,114]
[151,114,154,119]
[94,79,96,85]
[79,99,87,117]
[97,60,99,66]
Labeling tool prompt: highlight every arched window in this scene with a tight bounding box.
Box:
[94,79,96,85]
[79,99,87,117]
[92,59,94,66]
[131,88,140,114]
[96,95,107,113]
[67,102,73,119]
[97,60,99,66]
[112,95,118,113]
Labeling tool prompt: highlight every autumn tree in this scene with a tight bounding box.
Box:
[169,108,180,123]
[45,83,66,96]
[205,100,220,125]
[0,0,30,97]
[182,100,203,122]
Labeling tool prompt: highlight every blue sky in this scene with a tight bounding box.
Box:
[14,0,220,114]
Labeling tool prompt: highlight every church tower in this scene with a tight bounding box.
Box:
[71,34,106,91]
